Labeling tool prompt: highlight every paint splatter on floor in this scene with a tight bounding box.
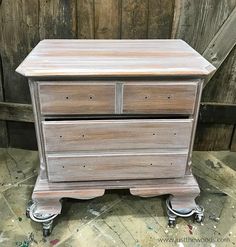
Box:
[187,224,193,235]
[16,233,35,247]
[50,239,60,246]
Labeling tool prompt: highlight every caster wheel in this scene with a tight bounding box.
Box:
[26,200,34,218]
[168,219,176,228]
[194,213,204,223]
[43,228,51,237]
[26,208,30,218]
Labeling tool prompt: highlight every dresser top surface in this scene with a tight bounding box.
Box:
[16,39,215,78]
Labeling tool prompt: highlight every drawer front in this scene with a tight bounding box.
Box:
[123,83,197,114]
[39,83,116,115]
[42,119,193,152]
[47,152,187,182]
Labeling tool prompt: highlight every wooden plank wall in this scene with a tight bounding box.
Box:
[0,0,235,150]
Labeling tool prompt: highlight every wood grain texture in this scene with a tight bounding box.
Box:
[0,0,39,103]
[95,0,121,39]
[192,151,236,199]
[33,174,199,214]
[231,129,236,151]
[121,0,148,39]
[172,0,236,53]
[39,83,116,115]
[130,174,200,210]
[42,119,193,152]
[197,46,236,150]
[0,0,39,148]
[194,123,234,151]
[0,54,8,147]
[16,39,215,77]
[39,0,77,39]
[29,80,48,177]
[77,0,94,38]
[199,102,236,124]
[202,6,236,87]
[0,102,33,122]
[123,82,197,114]
[148,0,174,38]
[2,101,236,125]
[47,151,188,182]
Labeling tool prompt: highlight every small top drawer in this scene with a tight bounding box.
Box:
[39,82,116,115]
[123,82,197,114]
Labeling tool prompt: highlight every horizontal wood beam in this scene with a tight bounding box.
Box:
[203,6,236,88]
[1,102,236,125]
[0,102,34,122]
[192,152,236,199]
[199,102,236,124]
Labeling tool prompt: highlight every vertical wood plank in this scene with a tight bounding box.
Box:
[230,127,236,151]
[0,0,39,103]
[148,0,174,38]
[8,122,37,150]
[194,123,234,150]
[203,47,236,104]
[0,0,39,149]
[121,0,148,39]
[172,0,236,53]
[0,55,8,147]
[77,0,95,38]
[39,0,77,39]
[94,0,121,39]
[172,0,236,150]
[195,46,236,150]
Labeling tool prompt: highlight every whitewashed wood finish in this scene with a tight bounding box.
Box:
[123,82,197,114]
[47,151,188,182]
[42,119,193,152]
[38,80,198,115]
[16,39,215,77]
[39,83,116,114]
[33,174,200,214]
[15,39,217,217]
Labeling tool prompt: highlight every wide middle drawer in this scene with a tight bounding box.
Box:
[42,119,193,152]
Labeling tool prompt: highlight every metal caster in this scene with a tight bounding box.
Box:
[42,220,53,237]
[43,228,51,237]
[26,200,58,237]
[194,205,204,223]
[167,205,177,228]
[194,213,204,223]
[168,219,176,228]
[166,197,204,226]
[26,200,34,218]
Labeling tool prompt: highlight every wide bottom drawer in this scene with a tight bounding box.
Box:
[47,151,188,182]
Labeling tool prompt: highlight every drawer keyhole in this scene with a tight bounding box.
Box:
[65,96,69,100]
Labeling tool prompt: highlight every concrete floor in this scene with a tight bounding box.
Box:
[0,148,235,247]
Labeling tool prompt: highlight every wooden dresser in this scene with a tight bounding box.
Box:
[16,39,215,236]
